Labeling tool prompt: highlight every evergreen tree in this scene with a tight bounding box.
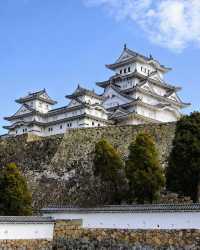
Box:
[93,139,126,204]
[126,133,165,204]
[167,112,200,202]
[0,163,32,215]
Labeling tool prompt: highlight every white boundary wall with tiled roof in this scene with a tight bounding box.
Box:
[43,212,200,230]
[42,205,200,230]
[0,217,54,240]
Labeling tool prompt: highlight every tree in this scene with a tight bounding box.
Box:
[126,133,165,204]
[93,139,126,204]
[167,112,200,202]
[0,163,32,215]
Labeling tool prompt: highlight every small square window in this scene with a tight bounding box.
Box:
[124,68,127,73]
[60,125,63,129]
[120,69,122,74]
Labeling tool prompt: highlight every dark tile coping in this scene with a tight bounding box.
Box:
[0,216,54,224]
[41,204,200,214]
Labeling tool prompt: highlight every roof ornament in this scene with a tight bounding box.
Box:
[149,54,154,60]
[124,43,127,50]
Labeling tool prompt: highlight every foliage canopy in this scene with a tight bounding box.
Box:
[93,139,126,204]
[167,112,200,202]
[126,133,165,203]
[0,163,32,215]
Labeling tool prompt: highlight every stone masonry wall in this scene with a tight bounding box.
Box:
[0,239,52,250]
[0,123,176,209]
[53,220,200,250]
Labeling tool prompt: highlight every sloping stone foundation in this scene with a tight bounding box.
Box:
[0,123,176,209]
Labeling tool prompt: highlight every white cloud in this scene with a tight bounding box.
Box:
[84,0,200,51]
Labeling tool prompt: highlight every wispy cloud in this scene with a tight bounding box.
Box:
[84,0,200,51]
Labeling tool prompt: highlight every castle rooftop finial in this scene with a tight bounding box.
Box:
[124,43,127,50]
[149,54,153,60]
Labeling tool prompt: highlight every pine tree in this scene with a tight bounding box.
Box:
[93,139,126,204]
[167,112,200,202]
[126,133,165,204]
[0,163,32,215]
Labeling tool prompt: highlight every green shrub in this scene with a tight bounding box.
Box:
[0,163,32,215]
[126,133,165,203]
[93,139,126,204]
[167,112,200,202]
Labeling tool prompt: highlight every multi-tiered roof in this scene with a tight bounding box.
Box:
[97,45,190,123]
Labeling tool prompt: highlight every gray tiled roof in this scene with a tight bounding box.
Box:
[15,89,57,105]
[0,216,54,224]
[106,46,171,72]
[66,85,103,100]
[41,204,200,214]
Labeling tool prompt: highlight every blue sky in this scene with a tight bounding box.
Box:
[0,0,199,134]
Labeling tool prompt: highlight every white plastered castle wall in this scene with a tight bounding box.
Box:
[43,212,200,230]
[0,223,54,240]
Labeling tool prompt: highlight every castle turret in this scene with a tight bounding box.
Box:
[4,89,57,136]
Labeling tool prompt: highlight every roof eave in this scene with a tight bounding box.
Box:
[15,99,24,104]
[15,97,57,105]
[65,95,74,99]
[3,126,10,130]
[4,117,12,121]
[180,102,191,108]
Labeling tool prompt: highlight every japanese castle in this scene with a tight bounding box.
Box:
[4,45,190,137]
